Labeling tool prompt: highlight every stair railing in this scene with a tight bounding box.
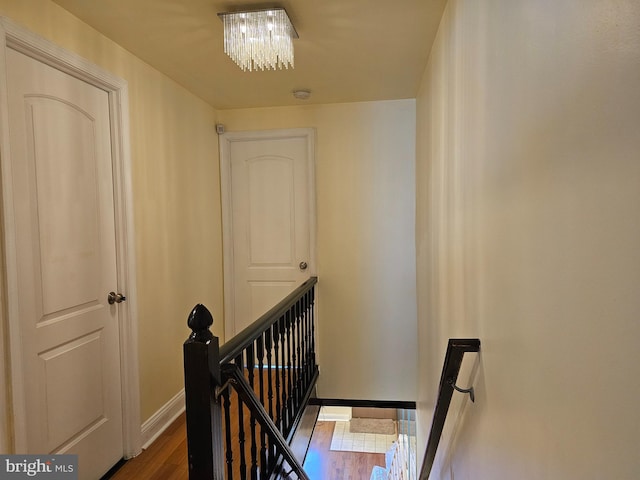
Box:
[184,277,319,480]
[419,338,481,479]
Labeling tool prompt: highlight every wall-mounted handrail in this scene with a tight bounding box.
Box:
[419,338,481,480]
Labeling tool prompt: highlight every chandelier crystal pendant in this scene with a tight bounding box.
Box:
[218,8,298,72]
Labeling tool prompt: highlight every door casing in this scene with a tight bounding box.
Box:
[219,128,317,341]
[0,17,141,458]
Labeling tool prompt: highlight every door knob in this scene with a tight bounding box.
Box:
[299,261,308,271]
[107,292,126,305]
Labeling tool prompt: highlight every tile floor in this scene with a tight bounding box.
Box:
[329,421,398,454]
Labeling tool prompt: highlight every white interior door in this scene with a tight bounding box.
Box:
[221,129,316,337]
[5,47,124,478]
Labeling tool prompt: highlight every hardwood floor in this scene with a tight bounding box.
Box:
[107,416,385,480]
[106,413,188,480]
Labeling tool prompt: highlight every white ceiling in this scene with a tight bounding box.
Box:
[51,0,447,109]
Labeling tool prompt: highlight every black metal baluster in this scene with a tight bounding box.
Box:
[294,301,301,410]
[286,309,294,435]
[290,304,299,413]
[280,314,288,434]
[235,353,247,480]
[256,334,267,480]
[264,329,274,420]
[273,321,282,435]
[304,291,311,392]
[265,328,276,468]
[301,291,308,391]
[246,343,258,480]
[306,290,313,386]
[295,298,303,407]
[223,387,234,480]
[310,286,316,371]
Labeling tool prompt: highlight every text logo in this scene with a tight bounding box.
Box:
[0,455,77,479]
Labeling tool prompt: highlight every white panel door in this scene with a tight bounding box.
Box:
[6,48,123,478]
[225,131,315,336]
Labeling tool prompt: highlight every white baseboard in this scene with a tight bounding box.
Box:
[140,389,185,449]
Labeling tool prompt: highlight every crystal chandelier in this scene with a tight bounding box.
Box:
[218,8,298,72]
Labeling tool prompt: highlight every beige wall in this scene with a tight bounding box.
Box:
[0,0,417,445]
[416,0,640,478]
[0,0,224,426]
[220,100,418,401]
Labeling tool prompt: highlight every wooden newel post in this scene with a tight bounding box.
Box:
[183,304,225,480]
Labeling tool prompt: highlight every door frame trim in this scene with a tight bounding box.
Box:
[0,17,142,458]
[219,128,317,341]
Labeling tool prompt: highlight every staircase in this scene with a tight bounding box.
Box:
[183,276,479,480]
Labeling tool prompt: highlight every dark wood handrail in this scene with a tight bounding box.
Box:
[220,276,318,365]
[419,338,481,480]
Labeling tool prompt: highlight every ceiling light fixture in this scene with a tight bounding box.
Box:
[218,8,298,72]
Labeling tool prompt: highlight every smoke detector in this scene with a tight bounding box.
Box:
[293,89,311,100]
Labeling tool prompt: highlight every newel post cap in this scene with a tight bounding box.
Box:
[187,303,214,343]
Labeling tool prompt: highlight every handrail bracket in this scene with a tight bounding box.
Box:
[447,378,475,403]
